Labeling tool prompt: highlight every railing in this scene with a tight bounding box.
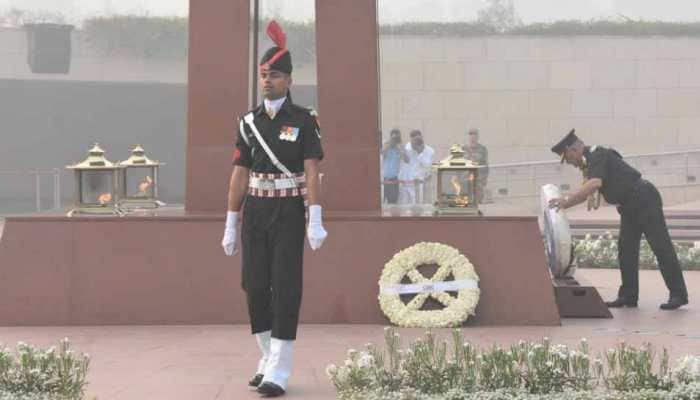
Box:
[380,149,700,209]
[0,169,61,213]
[487,149,700,203]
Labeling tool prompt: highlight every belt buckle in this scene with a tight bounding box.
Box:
[259,179,276,191]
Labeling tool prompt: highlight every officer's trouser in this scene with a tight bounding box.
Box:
[241,196,306,340]
[399,181,416,205]
[617,180,688,301]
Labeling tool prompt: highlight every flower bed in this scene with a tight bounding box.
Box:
[0,339,90,400]
[327,328,700,400]
[574,233,700,270]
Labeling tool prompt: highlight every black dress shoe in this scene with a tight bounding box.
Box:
[660,297,688,310]
[257,381,285,397]
[605,297,638,308]
[248,373,264,387]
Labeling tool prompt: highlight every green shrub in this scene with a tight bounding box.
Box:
[0,339,89,400]
[328,328,700,400]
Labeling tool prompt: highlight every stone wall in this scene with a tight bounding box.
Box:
[379,35,700,163]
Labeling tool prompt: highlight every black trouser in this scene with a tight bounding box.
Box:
[616,180,688,301]
[384,179,399,204]
[241,196,306,340]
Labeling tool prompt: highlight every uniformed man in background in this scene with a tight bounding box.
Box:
[464,128,489,203]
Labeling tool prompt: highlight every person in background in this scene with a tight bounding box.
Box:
[398,129,434,205]
[381,128,407,204]
[464,128,489,203]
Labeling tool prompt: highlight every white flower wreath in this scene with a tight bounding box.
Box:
[378,242,480,328]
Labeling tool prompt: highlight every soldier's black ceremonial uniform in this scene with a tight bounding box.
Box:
[582,145,688,304]
[233,98,323,340]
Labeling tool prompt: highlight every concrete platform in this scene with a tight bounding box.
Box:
[0,269,698,400]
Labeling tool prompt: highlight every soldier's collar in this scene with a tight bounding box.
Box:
[583,145,598,156]
[255,96,292,116]
[580,146,599,171]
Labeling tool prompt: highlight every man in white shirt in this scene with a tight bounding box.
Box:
[398,129,434,205]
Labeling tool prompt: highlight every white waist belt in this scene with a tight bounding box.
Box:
[249,176,305,191]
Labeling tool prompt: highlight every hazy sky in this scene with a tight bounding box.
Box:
[1,0,700,24]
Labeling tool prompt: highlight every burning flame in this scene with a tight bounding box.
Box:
[448,175,470,207]
[136,176,153,196]
[98,193,112,204]
[450,175,462,196]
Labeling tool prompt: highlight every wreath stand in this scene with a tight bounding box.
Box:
[541,184,612,318]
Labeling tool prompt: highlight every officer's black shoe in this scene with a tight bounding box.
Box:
[248,373,264,387]
[660,297,688,310]
[605,297,638,308]
[257,381,285,397]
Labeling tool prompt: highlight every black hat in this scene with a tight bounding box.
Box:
[551,129,579,162]
[259,21,292,74]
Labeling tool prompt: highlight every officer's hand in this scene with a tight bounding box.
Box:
[548,197,567,211]
[222,211,239,256]
[307,205,328,251]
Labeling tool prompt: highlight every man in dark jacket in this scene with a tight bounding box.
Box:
[549,129,688,311]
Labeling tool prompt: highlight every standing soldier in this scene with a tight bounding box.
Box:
[464,128,489,203]
[221,21,327,397]
[549,129,688,310]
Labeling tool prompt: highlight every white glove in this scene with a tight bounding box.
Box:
[221,211,239,256]
[307,205,328,251]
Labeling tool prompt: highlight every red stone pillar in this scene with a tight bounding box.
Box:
[186,0,250,212]
[315,1,381,211]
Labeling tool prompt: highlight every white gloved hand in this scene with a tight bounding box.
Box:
[221,211,239,256]
[306,204,328,251]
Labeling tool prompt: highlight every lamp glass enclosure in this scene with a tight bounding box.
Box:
[66,144,123,216]
[435,144,482,216]
[118,145,163,209]
[80,170,118,205]
[124,167,156,199]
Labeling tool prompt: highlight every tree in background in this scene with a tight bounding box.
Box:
[0,8,67,27]
[477,0,522,33]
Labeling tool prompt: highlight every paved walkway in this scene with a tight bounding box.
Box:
[0,269,699,400]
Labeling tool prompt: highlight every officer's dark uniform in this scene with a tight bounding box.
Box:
[552,131,688,307]
[233,64,323,341]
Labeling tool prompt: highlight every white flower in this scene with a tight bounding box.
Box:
[335,366,349,382]
[357,353,374,369]
[325,364,338,378]
[378,242,479,328]
[674,355,700,379]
